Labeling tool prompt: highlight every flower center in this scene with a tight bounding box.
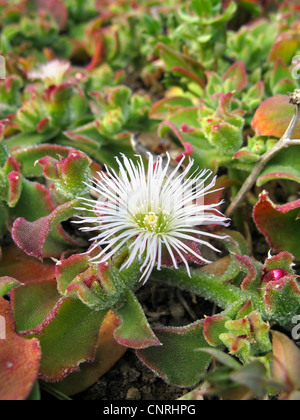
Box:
[143,212,159,231]
[134,209,171,233]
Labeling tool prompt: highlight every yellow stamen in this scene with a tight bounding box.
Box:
[143,212,158,231]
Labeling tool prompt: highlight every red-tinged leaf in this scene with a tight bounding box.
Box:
[20,296,107,382]
[253,191,300,259]
[3,156,20,173]
[272,330,300,391]
[51,311,127,396]
[149,96,193,120]
[273,78,297,96]
[86,29,106,72]
[56,252,90,295]
[268,34,299,65]
[37,117,51,133]
[203,315,229,347]
[170,107,200,128]
[158,120,186,145]
[11,279,60,333]
[252,95,300,138]
[214,91,245,120]
[172,66,206,89]
[12,144,102,179]
[33,0,68,30]
[263,274,300,321]
[0,245,55,282]
[233,150,260,163]
[156,42,206,85]
[7,171,22,207]
[223,61,248,92]
[136,320,212,387]
[0,297,41,400]
[55,249,130,311]
[8,179,54,224]
[113,288,161,349]
[37,149,92,199]
[0,276,22,297]
[12,199,81,259]
[174,142,194,162]
[263,251,295,275]
[257,145,300,187]
[234,254,261,293]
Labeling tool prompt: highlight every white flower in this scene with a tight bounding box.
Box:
[75,153,230,284]
[28,59,70,88]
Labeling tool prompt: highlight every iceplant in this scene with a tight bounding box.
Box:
[75,154,229,283]
[28,59,70,88]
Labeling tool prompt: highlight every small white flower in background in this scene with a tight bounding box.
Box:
[28,59,70,88]
[75,153,230,284]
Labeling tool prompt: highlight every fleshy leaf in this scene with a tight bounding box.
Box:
[30,0,68,30]
[257,145,300,186]
[203,315,230,347]
[268,34,299,65]
[262,251,295,275]
[149,96,194,120]
[37,149,92,200]
[56,248,143,310]
[253,191,300,259]
[113,288,161,349]
[19,296,107,382]
[136,320,212,387]
[263,274,300,325]
[12,144,101,179]
[0,297,41,400]
[272,330,300,391]
[0,245,55,282]
[252,95,300,138]
[12,199,82,259]
[0,276,22,297]
[11,279,60,333]
[222,62,248,92]
[156,42,206,89]
[51,311,127,396]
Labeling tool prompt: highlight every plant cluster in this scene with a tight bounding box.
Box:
[0,0,300,400]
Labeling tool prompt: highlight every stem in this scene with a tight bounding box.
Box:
[151,267,248,310]
[226,105,300,218]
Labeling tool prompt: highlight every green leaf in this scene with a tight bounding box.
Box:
[113,288,161,349]
[229,361,268,399]
[257,145,300,186]
[23,297,107,382]
[137,320,213,387]
[192,0,212,17]
[26,381,41,400]
[195,347,241,370]
[12,279,60,332]
[0,276,23,297]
